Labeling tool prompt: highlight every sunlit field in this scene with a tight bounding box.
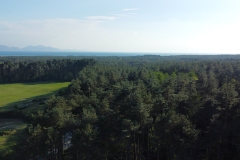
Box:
[0,82,70,108]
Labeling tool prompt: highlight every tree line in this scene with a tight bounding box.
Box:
[0,59,96,83]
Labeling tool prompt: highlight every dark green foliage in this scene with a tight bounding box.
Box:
[0,58,96,83]
[4,55,240,159]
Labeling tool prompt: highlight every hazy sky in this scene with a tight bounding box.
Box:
[0,0,240,53]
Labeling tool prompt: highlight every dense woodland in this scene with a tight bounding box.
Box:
[1,55,240,159]
[0,58,96,82]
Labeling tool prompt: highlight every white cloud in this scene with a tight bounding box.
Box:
[122,8,140,11]
[113,13,137,18]
[85,16,117,21]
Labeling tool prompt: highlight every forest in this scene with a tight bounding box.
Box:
[1,54,240,159]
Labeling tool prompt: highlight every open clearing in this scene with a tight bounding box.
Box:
[0,82,70,157]
[0,82,70,109]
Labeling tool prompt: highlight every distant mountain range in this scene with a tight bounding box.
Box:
[0,45,60,51]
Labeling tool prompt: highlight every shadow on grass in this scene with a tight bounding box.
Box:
[0,92,51,111]
[0,126,27,160]
[22,81,69,85]
[0,87,67,119]
[0,81,65,85]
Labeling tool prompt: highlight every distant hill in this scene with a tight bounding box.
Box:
[21,45,60,51]
[0,45,60,52]
[0,45,20,51]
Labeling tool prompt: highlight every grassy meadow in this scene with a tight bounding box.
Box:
[0,82,70,109]
[0,82,70,158]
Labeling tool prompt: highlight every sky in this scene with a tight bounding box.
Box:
[0,0,240,53]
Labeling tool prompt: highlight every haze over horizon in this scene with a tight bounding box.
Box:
[1,0,240,54]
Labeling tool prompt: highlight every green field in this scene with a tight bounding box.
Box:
[0,82,70,158]
[0,82,70,109]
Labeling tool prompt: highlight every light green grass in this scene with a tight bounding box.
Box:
[0,82,70,109]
